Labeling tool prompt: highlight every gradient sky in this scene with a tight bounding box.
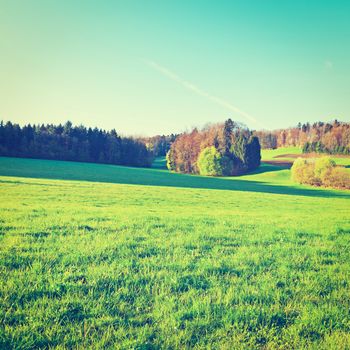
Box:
[0,0,349,135]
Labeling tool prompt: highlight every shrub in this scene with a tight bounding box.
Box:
[291,156,350,190]
[323,167,350,189]
[197,147,223,176]
[314,157,336,183]
[291,158,304,183]
[291,158,318,186]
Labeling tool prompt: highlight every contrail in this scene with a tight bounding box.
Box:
[145,59,265,129]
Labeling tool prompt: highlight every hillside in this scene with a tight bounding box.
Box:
[261,148,350,167]
[0,154,350,349]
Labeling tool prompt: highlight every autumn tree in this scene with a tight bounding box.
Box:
[167,119,261,176]
[259,120,350,154]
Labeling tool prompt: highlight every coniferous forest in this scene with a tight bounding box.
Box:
[0,121,153,167]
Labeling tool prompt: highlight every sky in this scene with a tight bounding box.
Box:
[0,0,349,136]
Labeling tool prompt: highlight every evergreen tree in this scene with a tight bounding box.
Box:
[0,121,154,167]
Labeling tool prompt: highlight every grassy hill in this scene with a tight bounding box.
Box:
[0,153,349,349]
[261,147,350,167]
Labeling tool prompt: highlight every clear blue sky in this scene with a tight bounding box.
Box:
[0,0,349,135]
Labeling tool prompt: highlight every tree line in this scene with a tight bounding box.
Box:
[1,118,348,171]
[166,119,261,176]
[0,121,153,167]
[255,120,350,154]
[137,134,178,157]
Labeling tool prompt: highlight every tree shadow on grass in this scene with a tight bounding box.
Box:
[151,157,167,169]
[0,157,349,199]
[246,163,289,175]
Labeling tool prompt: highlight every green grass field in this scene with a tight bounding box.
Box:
[261,147,303,161]
[0,154,350,349]
[261,147,350,167]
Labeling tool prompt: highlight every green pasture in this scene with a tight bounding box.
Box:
[261,147,350,167]
[261,147,302,161]
[0,154,349,349]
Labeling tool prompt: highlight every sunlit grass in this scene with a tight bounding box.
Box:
[0,155,349,349]
[261,146,302,161]
[261,147,350,168]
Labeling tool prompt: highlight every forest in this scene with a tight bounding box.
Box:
[255,120,350,153]
[0,121,153,167]
[1,119,349,173]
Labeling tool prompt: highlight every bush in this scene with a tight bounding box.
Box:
[197,147,223,176]
[291,156,350,189]
[291,158,318,186]
[324,167,350,189]
[314,157,336,183]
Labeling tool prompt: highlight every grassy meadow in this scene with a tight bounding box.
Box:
[0,152,350,349]
[261,148,350,167]
[261,147,302,161]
